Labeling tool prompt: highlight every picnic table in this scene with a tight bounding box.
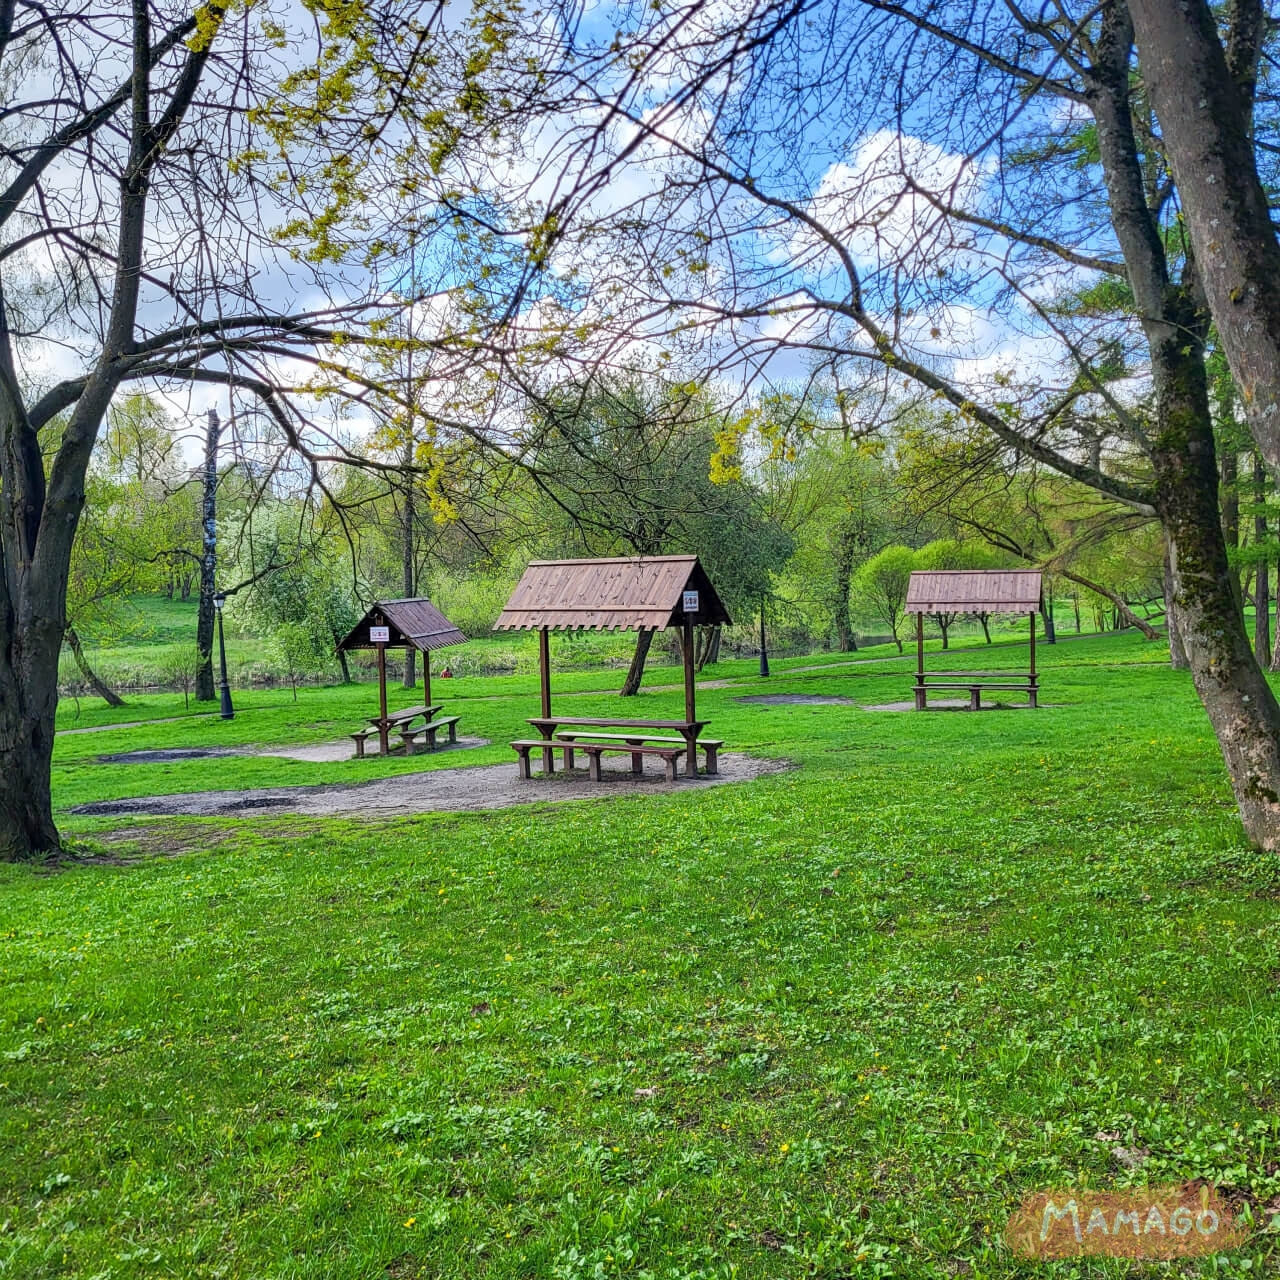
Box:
[511,716,721,781]
[352,703,450,757]
[912,670,1039,710]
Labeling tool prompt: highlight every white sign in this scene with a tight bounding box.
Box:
[682,590,700,613]
[369,625,391,644]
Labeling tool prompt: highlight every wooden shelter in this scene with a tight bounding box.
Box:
[906,570,1042,710]
[338,599,467,752]
[494,555,731,761]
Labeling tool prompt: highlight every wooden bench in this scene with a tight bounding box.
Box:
[358,704,441,756]
[914,677,1038,711]
[511,739,570,779]
[580,742,684,782]
[527,717,711,777]
[555,730,724,775]
[401,714,461,754]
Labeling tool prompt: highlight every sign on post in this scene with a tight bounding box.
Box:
[369,625,391,644]
[682,590,700,614]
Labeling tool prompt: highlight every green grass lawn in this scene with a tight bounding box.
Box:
[3,629,1279,1278]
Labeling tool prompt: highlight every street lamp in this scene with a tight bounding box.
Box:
[759,593,770,678]
[212,591,234,720]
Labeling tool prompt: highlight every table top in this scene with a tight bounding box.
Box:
[528,716,705,732]
[370,704,441,728]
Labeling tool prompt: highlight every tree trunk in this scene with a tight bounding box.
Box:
[1128,0,1280,476]
[65,627,124,707]
[1221,444,1241,606]
[336,642,352,685]
[1042,590,1057,644]
[401,434,416,690]
[979,613,991,643]
[0,603,64,860]
[1059,570,1161,640]
[832,526,857,651]
[195,407,220,702]
[933,613,950,649]
[1256,455,1271,666]
[696,624,723,672]
[1163,538,1190,670]
[620,628,656,696]
[1147,313,1280,849]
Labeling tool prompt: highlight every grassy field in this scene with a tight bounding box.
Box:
[3,628,1280,1278]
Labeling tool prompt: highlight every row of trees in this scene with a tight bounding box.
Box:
[67,374,1181,701]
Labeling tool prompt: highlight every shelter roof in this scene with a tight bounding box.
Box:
[338,599,468,652]
[906,569,1043,615]
[494,555,731,631]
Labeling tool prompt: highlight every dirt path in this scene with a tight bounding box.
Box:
[71,754,788,819]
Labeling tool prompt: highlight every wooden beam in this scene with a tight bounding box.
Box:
[683,617,696,724]
[539,627,551,717]
[376,643,389,755]
[539,626,553,773]
[422,648,432,709]
[683,617,697,775]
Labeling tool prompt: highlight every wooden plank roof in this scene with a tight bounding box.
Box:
[494,555,732,631]
[338,598,468,652]
[906,569,1043,614]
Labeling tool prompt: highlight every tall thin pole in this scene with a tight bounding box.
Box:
[422,649,432,708]
[914,612,926,710]
[376,643,389,755]
[683,616,698,775]
[539,627,551,718]
[538,626,553,774]
[759,595,770,677]
[216,606,233,720]
[683,617,696,724]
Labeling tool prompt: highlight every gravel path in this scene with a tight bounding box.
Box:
[71,753,788,819]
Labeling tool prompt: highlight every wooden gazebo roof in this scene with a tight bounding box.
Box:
[906,570,1042,615]
[494,555,731,631]
[338,598,467,652]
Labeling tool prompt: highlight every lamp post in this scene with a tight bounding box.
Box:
[212,591,234,720]
[759,593,770,677]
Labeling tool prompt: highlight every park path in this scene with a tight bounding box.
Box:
[59,712,220,736]
[72,754,787,819]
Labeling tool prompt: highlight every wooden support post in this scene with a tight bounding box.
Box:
[539,626,553,773]
[683,616,697,775]
[423,649,432,710]
[1029,611,1038,708]
[914,613,926,710]
[376,643,389,756]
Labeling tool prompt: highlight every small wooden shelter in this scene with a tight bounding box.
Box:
[338,599,467,751]
[494,554,730,731]
[906,569,1042,709]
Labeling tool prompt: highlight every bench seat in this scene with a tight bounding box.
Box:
[402,714,461,754]
[510,739,569,779]
[510,738,685,782]
[579,742,684,782]
[350,728,374,758]
[914,678,1038,710]
[554,730,724,775]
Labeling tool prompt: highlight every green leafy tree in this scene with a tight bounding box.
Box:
[531,379,793,691]
[228,511,363,686]
[852,547,916,653]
